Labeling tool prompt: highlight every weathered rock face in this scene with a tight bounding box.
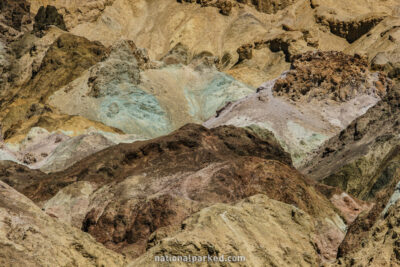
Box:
[23,33,107,100]
[29,0,115,29]
[1,0,400,265]
[346,16,400,82]
[0,0,32,98]
[49,0,348,88]
[0,33,114,142]
[0,180,126,267]
[132,194,320,266]
[302,85,400,198]
[205,51,388,166]
[240,0,297,14]
[0,124,351,262]
[47,39,255,139]
[1,124,147,174]
[335,200,400,266]
[0,0,31,39]
[311,0,396,42]
[0,161,45,194]
[179,0,297,15]
[0,27,124,143]
[372,48,400,81]
[38,132,115,173]
[33,5,66,33]
[1,0,395,144]
[315,13,385,43]
[0,146,18,162]
[177,0,236,16]
[80,156,341,259]
[4,124,290,201]
[8,127,70,166]
[301,85,400,261]
[273,51,389,102]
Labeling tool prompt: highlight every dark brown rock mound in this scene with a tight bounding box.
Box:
[81,156,339,258]
[0,124,349,260]
[15,124,291,202]
[28,33,107,99]
[273,51,391,102]
[33,5,67,33]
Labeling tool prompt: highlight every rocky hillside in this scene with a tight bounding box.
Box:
[1,123,369,264]
[0,180,126,267]
[205,51,391,166]
[0,0,400,266]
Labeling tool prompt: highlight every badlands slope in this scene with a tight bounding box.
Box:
[0,124,368,264]
[0,0,400,266]
[205,51,391,166]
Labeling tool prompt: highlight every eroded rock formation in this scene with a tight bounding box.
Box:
[0,124,359,263]
[205,51,390,166]
[0,180,126,266]
[0,0,399,266]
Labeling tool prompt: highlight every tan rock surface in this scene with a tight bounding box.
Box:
[132,194,320,267]
[0,124,349,262]
[335,200,400,266]
[346,16,400,81]
[1,1,400,266]
[26,0,382,89]
[0,180,126,267]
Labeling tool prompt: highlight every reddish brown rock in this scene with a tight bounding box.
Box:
[330,192,373,224]
[273,51,392,102]
[0,124,347,261]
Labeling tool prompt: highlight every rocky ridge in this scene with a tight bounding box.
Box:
[0,180,126,267]
[299,84,400,263]
[0,124,365,263]
[205,51,390,166]
[0,0,400,266]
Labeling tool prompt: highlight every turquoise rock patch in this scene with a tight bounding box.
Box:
[185,72,254,121]
[99,86,171,137]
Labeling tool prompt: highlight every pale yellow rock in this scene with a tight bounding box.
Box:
[131,194,320,267]
[345,16,400,64]
[43,181,97,227]
[311,0,397,18]
[26,0,395,89]
[0,181,126,267]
